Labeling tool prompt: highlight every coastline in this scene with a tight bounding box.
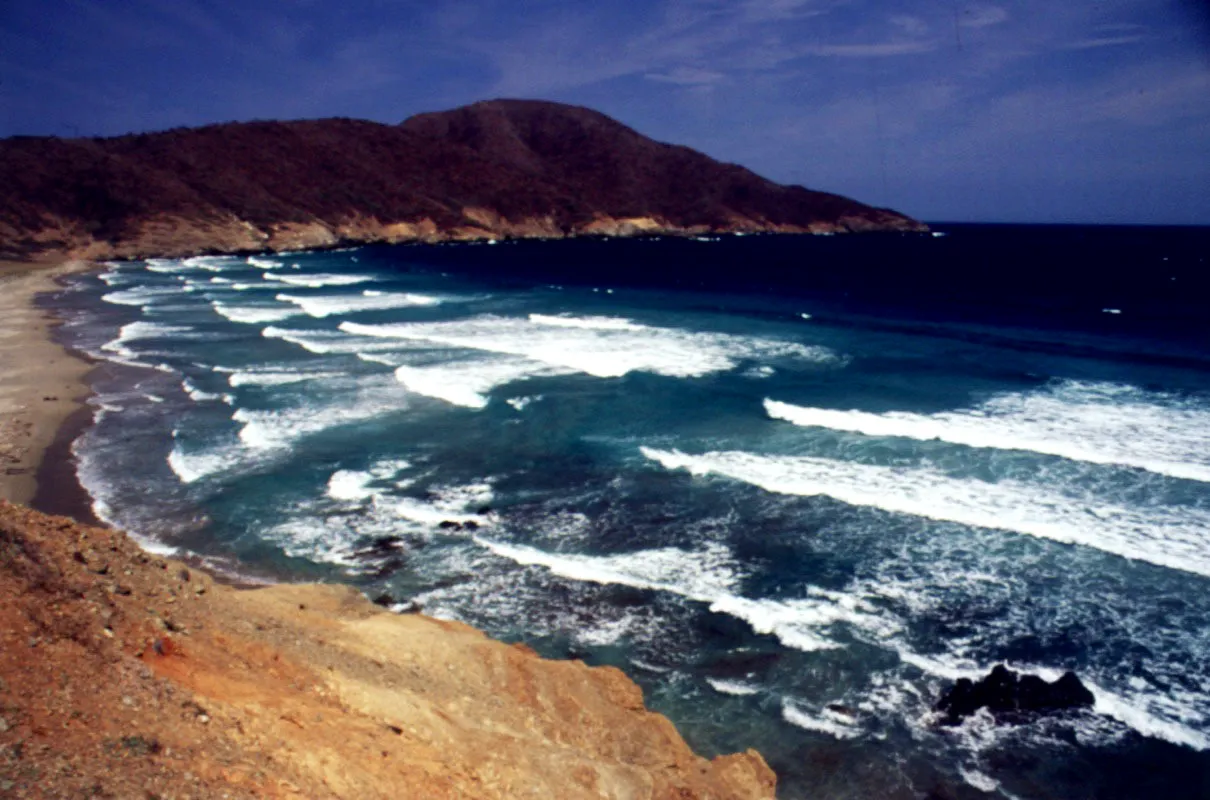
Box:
[0,260,96,508]
[0,259,779,797]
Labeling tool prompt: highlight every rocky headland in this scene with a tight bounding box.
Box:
[0,98,925,262]
[0,501,776,798]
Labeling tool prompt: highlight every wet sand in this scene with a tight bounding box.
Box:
[0,260,96,506]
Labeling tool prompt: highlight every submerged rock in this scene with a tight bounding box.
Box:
[936,664,1094,725]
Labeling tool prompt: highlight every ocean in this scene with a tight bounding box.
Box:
[49,224,1210,798]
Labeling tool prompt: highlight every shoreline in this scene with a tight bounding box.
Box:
[0,260,97,510]
[0,258,778,797]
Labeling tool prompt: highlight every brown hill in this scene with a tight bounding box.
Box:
[0,99,924,261]
[0,500,776,798]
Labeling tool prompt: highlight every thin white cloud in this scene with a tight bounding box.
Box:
[889,15,930,37]
[1062,35,1146,50]
[739,0,829,22]
[645,66,726,85]
[803,40,938,57]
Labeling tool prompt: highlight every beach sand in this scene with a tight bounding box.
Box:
[0,260,96,505]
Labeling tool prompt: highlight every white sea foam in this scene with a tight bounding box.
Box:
[101,286,183,306]
[473,537,739,597]
[326,459,412,501]
[181,378,232,405]
[641,447,1210,577]
[372,482,492,528]
[958,767,1000,794]
[102,321,197,352]
[781,699,861,739]
[340,314,838,381]
[276,290,441,318]
[263,271,374,288]
[471,536,894,652]
[231,376,408,451]
[506,395,541,411]
[1088,680,1210,750]
[327,470,378,501]
[226,369,343,388]
[380,497,472,526]
[167,443,245,484]
[891,648,1210,752]
[263,326,403,356]
[393,357,570,409]
[573,617,628,646]
[246,256,281,268]
[765,379,1210,483]
[189,260,234,273]
[97,271,129,286]
[212,302,301,325]
[144,259,186,273]
[711,591,898,652]
[527,313,646,331]
[706,678,761,697]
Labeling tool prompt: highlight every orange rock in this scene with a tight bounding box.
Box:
[0,501,777,798]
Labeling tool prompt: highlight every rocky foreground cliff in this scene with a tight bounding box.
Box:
[0,99,924,261]
[0,501,775,798]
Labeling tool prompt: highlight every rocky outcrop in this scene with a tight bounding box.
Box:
[0,99,925,262]
[936,664,1096,725]
[0,500,776,798]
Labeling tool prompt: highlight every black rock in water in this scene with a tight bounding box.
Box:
[936,664,1095,725]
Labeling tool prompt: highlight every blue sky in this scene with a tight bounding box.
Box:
[2,1,1207,224]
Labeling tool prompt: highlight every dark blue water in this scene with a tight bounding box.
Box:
[52,225,1210,798]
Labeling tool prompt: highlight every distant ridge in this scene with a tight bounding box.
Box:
[0,99,925,261]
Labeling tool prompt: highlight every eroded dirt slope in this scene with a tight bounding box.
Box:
[0,501,775,799]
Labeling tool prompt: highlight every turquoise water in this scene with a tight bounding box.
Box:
[54,229,1210,798]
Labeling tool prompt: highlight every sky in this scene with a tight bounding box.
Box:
[1,1,1208,224]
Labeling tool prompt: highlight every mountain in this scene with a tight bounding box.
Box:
[0,99,925,261]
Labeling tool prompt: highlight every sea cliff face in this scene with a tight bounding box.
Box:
[0,99,924,262]
[0,501,776,798]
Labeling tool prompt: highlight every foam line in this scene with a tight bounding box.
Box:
[706,678,761,697]
[263,271,374,288]
[472,536,895,652]
[101,286,183,306]
[226,369,343,388]
[340,314,839,380]
[642,447,1210,578]
[167,443,245,484]
[263,326,403,356]
[230,376,409,451]
[392,356,571,408]
[781,699,861,739]
[765,379,1210,483]
[276,291,441,318]
[212,302,301,324]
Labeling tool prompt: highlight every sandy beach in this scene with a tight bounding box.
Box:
[0,260,96,506]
